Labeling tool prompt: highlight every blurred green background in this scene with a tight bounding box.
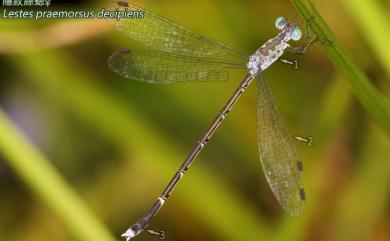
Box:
[0,0,389,241]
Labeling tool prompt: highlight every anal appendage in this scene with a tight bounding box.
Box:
[121,223,144,240]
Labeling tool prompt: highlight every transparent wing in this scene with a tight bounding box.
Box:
[107,1,246,59]
[256,74,305,216]
[108,48,246,83]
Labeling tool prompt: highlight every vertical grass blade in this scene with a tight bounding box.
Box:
[0,108,116,241]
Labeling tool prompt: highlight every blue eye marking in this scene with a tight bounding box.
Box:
[291,28,302,41]
[275,16,286,30]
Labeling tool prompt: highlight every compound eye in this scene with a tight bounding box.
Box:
[275,16,286,30]
[291,27,302,41]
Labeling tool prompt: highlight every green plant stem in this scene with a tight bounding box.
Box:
[291,0,390,134]
[0,109,116,241]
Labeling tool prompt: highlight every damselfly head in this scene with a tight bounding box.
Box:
[275,16,302,41]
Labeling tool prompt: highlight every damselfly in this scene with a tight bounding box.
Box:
[107,1,315,240]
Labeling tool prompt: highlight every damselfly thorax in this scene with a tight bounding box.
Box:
[248,18,302,75]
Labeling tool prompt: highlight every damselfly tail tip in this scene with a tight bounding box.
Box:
[121,228,136,241]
